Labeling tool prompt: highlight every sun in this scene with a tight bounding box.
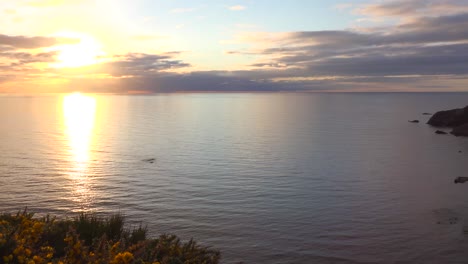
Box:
[53,32,104,68]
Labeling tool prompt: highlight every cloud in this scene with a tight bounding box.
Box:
[228,13,468,77]
[26,0,88,7]
[131,35,166,41]
[170,8,196,14]
[0,51,58,65]
[356,0,431,17]
[0,50,193,92]
[2,0,468,93]
[103,53,190,77]
[235,23,258,29]
[235,13,468,50]
[56,70,289,94]
[229,5,246,11]
[355,0,468,18]
[216,1,468,92]
[48,52,190,79]
[334,3,353,11]
[0,34,78,49]
[4,9,16,15]
[0,49,61,88]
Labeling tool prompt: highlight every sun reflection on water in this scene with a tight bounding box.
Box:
[62,93,97,211]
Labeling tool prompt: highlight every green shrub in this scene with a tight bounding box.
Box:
[0,210,220,264]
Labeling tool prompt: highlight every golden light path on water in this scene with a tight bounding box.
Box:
[62,93,97,211]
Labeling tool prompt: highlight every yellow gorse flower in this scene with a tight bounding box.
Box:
[0,211,220,264]
[111,252,134,264]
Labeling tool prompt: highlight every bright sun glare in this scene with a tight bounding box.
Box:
[54,32,103,68]
[62,92,97,209]
[63,92,97,164]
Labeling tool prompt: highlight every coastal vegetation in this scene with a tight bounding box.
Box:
[0,210,220,264]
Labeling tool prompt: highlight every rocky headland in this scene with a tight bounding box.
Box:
[427,105,468,137]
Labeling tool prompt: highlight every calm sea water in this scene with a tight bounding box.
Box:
[1,93,468,263]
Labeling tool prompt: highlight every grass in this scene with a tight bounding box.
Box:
[0,209,220,264]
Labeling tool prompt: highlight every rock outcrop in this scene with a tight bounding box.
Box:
[451,123,468,137]
[454,177,468,184]
[427,106,468,127]
[427,105,468,137]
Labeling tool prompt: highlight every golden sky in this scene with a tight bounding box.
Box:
[1,0,468,93]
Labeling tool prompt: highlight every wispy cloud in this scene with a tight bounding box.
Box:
[235,23,259,29]
[4,9,16,15]
[230,12,468,76]
[217,0,468,91]
[131,35,165,41]
[102,53,190,77]
[355,0,468,19]
[334,3,353,11]
[0,50,59,65]
[229,5,246,11]
[170,8,196,14]
[0,34,78,49]
[26,0,87,7]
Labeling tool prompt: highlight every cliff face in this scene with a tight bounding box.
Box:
[427,106,468,136]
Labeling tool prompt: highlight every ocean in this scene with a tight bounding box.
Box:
[1,92,468,263]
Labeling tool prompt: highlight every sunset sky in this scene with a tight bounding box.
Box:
[1,0,468,93]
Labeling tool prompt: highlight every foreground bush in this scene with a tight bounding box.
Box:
[0,210,220,264]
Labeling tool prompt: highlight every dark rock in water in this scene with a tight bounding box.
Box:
[408,120,420,123]
[434,208,459,225]
[463,225,468,234]
[427,105,468,127]
[435,130,448,135]
[422,113,432,115]
[454,177,468,184]
[451,123,468,137]
[143,158,156,163]
[459,150,463,153]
